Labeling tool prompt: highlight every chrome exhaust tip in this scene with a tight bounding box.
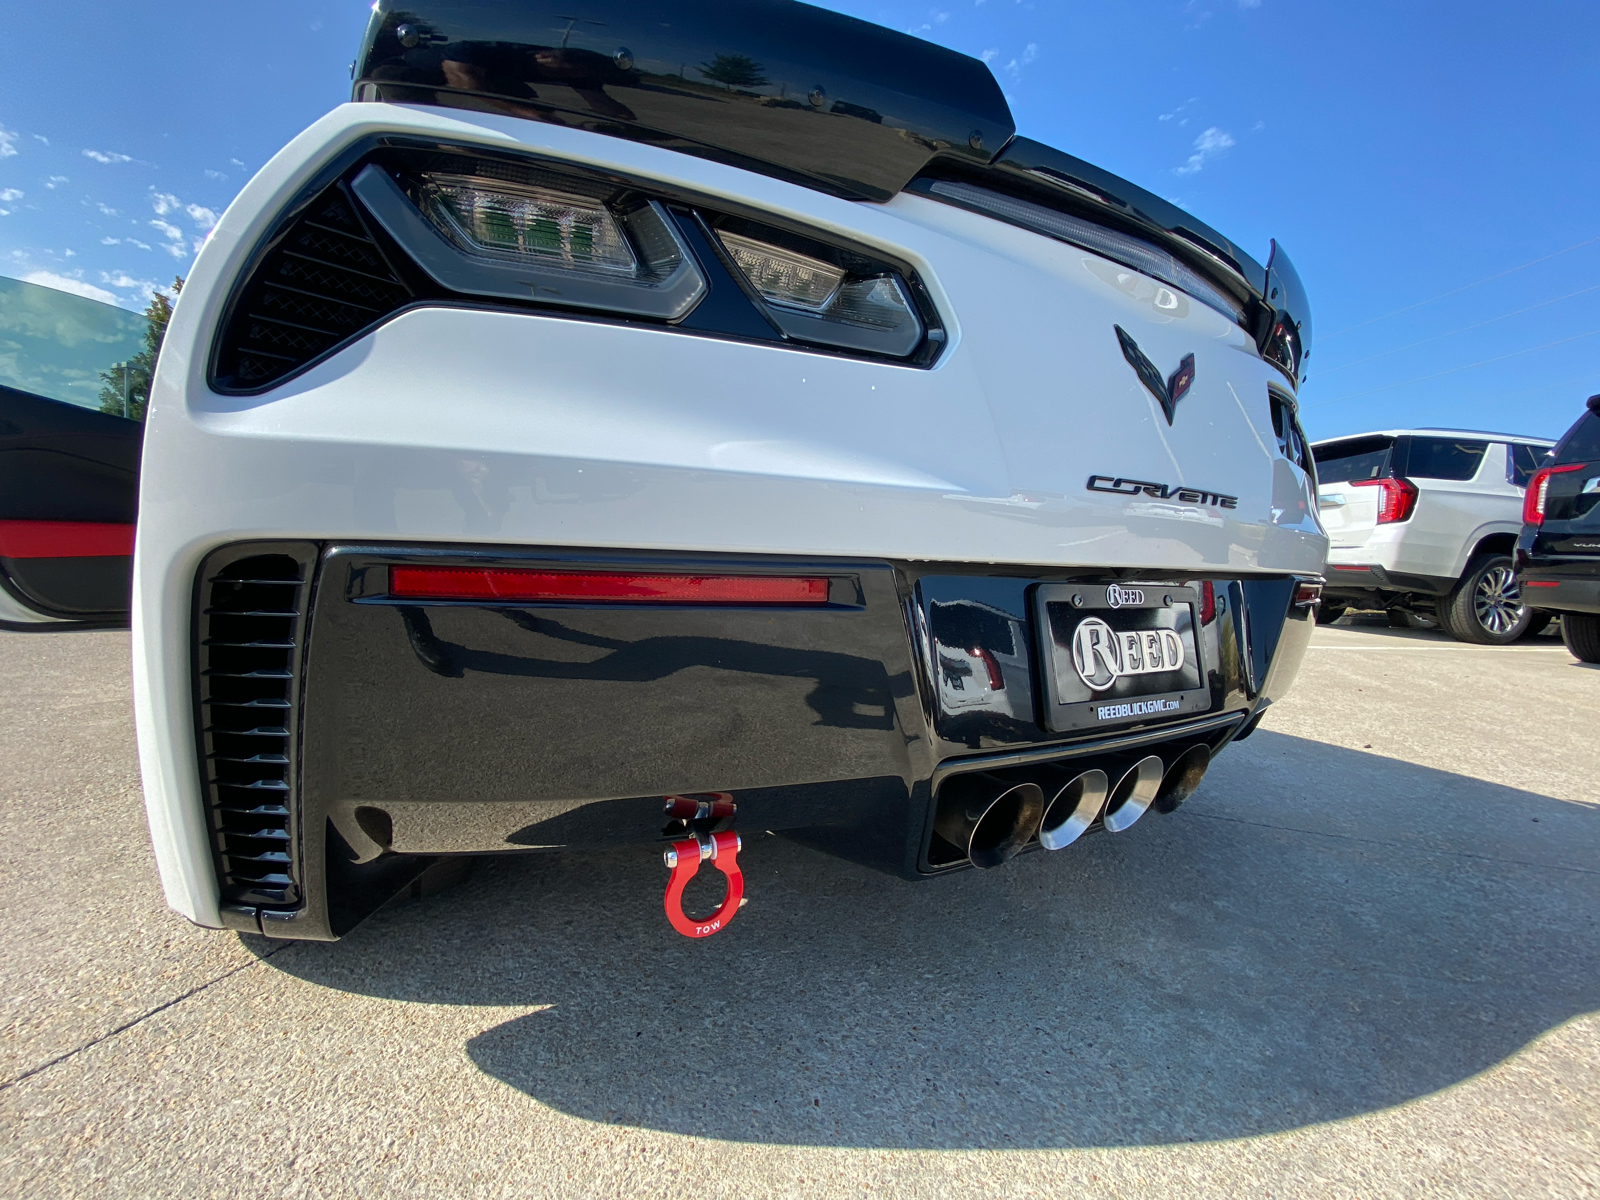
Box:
[933,772,1045,869]
[1154,744,1210,814]
[1102,755,1164,833]
[1036,767,1109,850]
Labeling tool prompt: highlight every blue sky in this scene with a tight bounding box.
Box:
[2,0,1596,442]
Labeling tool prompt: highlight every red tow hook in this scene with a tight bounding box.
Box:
[663,829,743,938]
[663,792,736,822]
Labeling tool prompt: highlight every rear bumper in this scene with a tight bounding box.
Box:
[1517,574,1600,614]
[1321,562,1454,600]
[193,540,1315,940]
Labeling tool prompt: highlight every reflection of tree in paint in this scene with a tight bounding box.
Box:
[699,53,769,90]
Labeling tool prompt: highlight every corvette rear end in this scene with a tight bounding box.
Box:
[113,0,1325,940]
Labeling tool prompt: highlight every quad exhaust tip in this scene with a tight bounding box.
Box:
[1036,766,1109,851]
[933,771,1044,869]
[1155,743,1210,813]
[1102,755,1164,833]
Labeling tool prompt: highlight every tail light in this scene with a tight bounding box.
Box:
[1293,580,1323,608]
[1351,476,1418,523]
[973,646,1006,691]
[1199,579,1217,624]
[1523,463,1585,525]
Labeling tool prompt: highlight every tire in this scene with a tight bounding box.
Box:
[1563,611,1600,662]
[1315,604,1348,625]
[1522,611,1553,639]
[1439,555,1533,644]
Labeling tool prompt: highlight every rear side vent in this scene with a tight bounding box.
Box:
[194,544,318,909]
[211,182,413,393]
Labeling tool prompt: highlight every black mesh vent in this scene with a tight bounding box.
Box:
[195,548,316,908]
[211,182,413,392]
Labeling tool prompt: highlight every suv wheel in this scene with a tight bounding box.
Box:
[1563,612,1600,663]
[1440,555,1532,644]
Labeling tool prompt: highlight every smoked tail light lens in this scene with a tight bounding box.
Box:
[715,228,925,357]
[1293,580,1323,609]
[1523,463,1586,525]
[1199,579,1217,624]
[1352,476,1418,523]
[388,567,830,604]
[351,164,708,320]
[421,174,639,276]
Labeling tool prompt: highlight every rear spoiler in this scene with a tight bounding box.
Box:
[352,0,1013,202]
[352,0,1310,384]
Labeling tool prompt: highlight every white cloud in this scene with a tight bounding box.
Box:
[0,187,21,202]
[935,11,950,22]
[0,208,10,218]
[150,218,185,242]
[63,249,74,258]
[83,149,133,164]
[102,236,121,245]
[0,125,18,158]
[100,271,158,299]
[981,48,999,63]
[45,175,68,189]
[204,168,228,181]
[229,158,246,168]
[184,202,218,230]
[96,202,118,216]
[1175,126,1235,175]
[149,190,180,215]
[31,133,48,145]
[21,270,118,304]
[1003,44,1039,80]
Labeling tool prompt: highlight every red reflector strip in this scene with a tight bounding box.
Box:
[388,566,831,604]
[0,520,135,559]
[1522,580,1560,588]
[1330,564,1370,571]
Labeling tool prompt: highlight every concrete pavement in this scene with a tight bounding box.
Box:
[1,620,1596,1198]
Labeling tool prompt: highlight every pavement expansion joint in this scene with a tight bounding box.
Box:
[0,942,294,1092]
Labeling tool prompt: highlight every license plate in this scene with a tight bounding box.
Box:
[1033,582,1210,733]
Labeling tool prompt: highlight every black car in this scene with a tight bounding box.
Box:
[1516,393,1600,663]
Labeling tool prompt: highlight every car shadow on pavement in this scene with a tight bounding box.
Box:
[257,730,1600,1150]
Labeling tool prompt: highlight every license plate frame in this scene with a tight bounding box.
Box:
[1033,582,1211,733]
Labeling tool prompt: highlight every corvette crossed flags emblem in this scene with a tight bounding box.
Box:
[1114,325,1195,426]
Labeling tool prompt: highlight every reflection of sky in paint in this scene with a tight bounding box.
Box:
[0,276,150,411]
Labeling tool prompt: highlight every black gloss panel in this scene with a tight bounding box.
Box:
[0,385,141,523]
[352,0,1013,201]
[300,546,930,868]
[913,575,1040,749]
[1,555,131,616]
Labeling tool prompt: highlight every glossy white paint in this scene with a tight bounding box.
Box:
[133,102,1325,926]
[1318,436,1551,582]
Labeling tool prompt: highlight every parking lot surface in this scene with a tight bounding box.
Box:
[2,621,1597,1198]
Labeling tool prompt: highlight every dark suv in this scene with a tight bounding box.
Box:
[1517,394,1600,663]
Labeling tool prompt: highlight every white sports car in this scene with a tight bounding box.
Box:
[1,0,1325,940]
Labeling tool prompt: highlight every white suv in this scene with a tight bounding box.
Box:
[1312,429,1556,642]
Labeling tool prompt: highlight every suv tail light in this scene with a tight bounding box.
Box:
[1523,463,1585,525]
[1351,476,1418,523]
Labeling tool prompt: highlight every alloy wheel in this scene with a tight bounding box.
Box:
[1473,564,1523,635]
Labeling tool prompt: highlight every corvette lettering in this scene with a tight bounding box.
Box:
[1087,475,1238,509]
[1070,616,1186,693]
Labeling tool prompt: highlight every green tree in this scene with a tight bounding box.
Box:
[98,277,183,421]
[699,53,769,91]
